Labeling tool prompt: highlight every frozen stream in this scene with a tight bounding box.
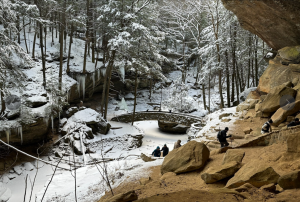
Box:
[3,120,188,202]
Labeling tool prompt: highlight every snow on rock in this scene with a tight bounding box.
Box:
[13,165,23,175]
[66,107,79,118]
[69,108,106,125]
[25,96,48,108]
[239,87,257,102]
[195,107,240,141]
[0,183,11,202]
[125,93,135,100]
[23,162,35,171]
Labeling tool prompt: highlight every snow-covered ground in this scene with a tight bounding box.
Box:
[2,120,189,202]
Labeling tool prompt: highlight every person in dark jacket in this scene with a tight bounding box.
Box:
[287,118,300,128]
[261,119,273,134]
[217,127,232,148]
[152,146,161,157]
[161,144,169,157]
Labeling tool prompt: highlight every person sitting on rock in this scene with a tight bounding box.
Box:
[173,140,181,149]
[161,144,169,157]
[152,146,161,157]
[287,118,300,128]
[261,119,273,134]
[217,127,232,148]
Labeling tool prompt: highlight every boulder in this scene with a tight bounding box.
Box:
[257,82,296,113]
[0,183,11,202]
[139,177,151,185]
[226,163,280,188]
[278,170,300,190]
[260,183,277,193]
[287,116,295,123]
[25,96,48,108]
[158,120,189,133]
[222,149,245,165]
[271,101,300,126]
[66,107,79,118]
[201,161,242,184]
[294,83,300,102]
[221,118,231,122]
[243,127,253,135]
[219,113,232,120]
[141,153,155,162]
[6,110,20,120]
[278,46,300,63]
[233,183,256,193]
[160,172,176,181]
[100,190,138,202]
[161,141,210,175]
[286,132,300,153]
[257,57,300,93]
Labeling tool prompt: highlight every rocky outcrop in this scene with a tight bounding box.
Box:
[271,101,300,126]
[255,82,296,114]
[222,149,245,165]
[221,0,300,50]
[287,132,300,153]
[201,161,242,184]
[161,141,210,175]
[226,163,280,188]
[158,120,189,133]
[278,170,300,190]
[257,55,300,94]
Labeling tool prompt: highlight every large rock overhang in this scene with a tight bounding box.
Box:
[221,0,300,50]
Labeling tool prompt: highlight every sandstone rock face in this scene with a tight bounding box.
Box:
[222,149,245,165]
[257,57,300,94]
[278,170,300,190]
[287,132,300,153]
[158,120,189,133]
[100,190,138,202]
[271,101,300,126]
[161,141,210,175]
[243,127,253,135]
[221,0,300,50]
[226,163,280,188]
[201,161,242,184]
[256,82,296,113]
[160,172,176,181]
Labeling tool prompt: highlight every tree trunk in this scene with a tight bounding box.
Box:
[255,36,258,86]
[23,17,29,53]
[83,0,90,74]
[59,0,66,91]
[104,50,116,119]
[208,66,211,113]
[225,50,230,107]
[67,24,74,73]
[202,83,206,110]
[39,22,46,87]
[32,31,36,58]
[131,67,138,125]
[0,85,5,114]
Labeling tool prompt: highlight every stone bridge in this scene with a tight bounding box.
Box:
[111,111,203,126]
[236,125,300,150]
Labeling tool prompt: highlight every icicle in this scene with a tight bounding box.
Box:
[101,68,106,77]
[5,129,11,144]
[97,68,101,81]
[82,76,85,100]
[51,116,54,131]
[43,117,49,126]
[19,126,23,145]
[77,75,81,97]
[91,72,95,93]
[79,131,86,166]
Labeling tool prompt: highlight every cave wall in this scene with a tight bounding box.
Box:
[221,0,300,50]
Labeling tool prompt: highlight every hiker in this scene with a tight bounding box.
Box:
[287,118,300,128]
[152,146,161,157]
[217,127,232,148]
[261,119,273,134]
[173,140,181,149]
[161,144,169,157]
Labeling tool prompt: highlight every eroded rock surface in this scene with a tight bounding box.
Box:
[161,141,210,174]
[221,0,300,50]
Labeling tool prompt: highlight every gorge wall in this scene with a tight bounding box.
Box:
[221,0,300,50]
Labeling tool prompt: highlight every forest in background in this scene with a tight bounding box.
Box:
[0,0,270,118]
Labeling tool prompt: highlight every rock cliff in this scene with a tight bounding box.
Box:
[221,0,300,50]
